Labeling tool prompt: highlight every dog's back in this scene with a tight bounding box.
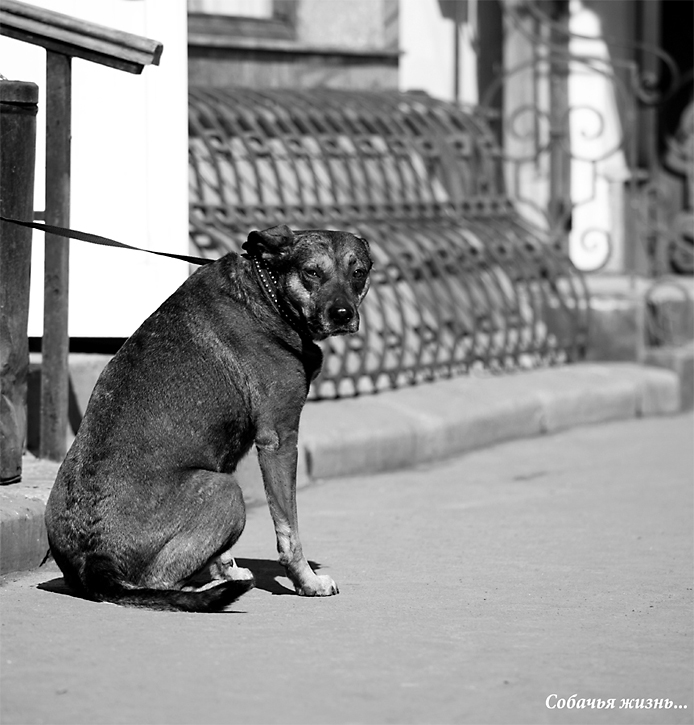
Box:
[46,254,268,611]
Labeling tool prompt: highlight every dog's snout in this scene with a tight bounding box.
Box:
[328,301,355,326]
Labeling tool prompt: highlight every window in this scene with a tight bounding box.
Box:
[188,0,272,18]
[188,0,296,41]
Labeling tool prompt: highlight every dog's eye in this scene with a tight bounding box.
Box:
[353,269,367,280]
[304,268,321,279]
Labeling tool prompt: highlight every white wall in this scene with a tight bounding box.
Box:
[0,0,189,338]
[399,0,477,104]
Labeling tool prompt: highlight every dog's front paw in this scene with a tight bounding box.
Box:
[296,574,339,597]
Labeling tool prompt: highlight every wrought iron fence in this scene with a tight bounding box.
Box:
[189,88,589,398]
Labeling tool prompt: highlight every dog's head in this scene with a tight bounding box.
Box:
[243,225,372,341]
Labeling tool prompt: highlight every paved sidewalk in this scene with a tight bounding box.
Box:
[0,362,683,575]
[1,414,692,725]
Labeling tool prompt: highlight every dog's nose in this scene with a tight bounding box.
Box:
[328,302,354,326]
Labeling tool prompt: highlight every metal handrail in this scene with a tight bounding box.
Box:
[0,1,162,462]
[0,0,162,73]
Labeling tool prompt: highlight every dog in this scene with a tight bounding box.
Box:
[44,225,372,612]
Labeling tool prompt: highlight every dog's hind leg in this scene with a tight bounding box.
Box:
[182,548,254,591]
[209,550,255,581]
[140,469,251,592]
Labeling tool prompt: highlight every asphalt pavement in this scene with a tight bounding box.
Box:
[1,413,692,725]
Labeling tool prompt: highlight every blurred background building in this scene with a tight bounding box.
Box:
[1,0,691,340]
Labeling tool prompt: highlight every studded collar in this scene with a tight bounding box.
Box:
[250,255,310,338]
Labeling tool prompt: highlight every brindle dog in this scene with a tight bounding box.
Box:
[45,225,372,611]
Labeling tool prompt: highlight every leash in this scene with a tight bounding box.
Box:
[0,215,213,266]
[1,214,311,336]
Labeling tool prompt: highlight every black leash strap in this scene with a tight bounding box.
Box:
[0,215,213,266]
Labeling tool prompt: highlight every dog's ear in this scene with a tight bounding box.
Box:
[356,236,371,261]
[242,225,295,260]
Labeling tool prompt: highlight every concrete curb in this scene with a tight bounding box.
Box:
[0,458,60,575]
[644,342,694,411]
[298,362,681,479]
[0,362,683,576]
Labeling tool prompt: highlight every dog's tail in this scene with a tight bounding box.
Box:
[92,578,255,612]
[74,554,255,612]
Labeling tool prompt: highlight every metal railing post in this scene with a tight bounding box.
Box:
[40,51,71,461]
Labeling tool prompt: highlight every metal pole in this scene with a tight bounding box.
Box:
[453,1,461,104]
[40,51,71,461]
[0,81,38,482]
[547,0,571,250]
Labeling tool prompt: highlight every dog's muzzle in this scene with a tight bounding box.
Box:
[309,299,359,339]
[328,301,356,327]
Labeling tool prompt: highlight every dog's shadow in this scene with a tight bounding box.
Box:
[37,558,323,600]
[234,558,323,595]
